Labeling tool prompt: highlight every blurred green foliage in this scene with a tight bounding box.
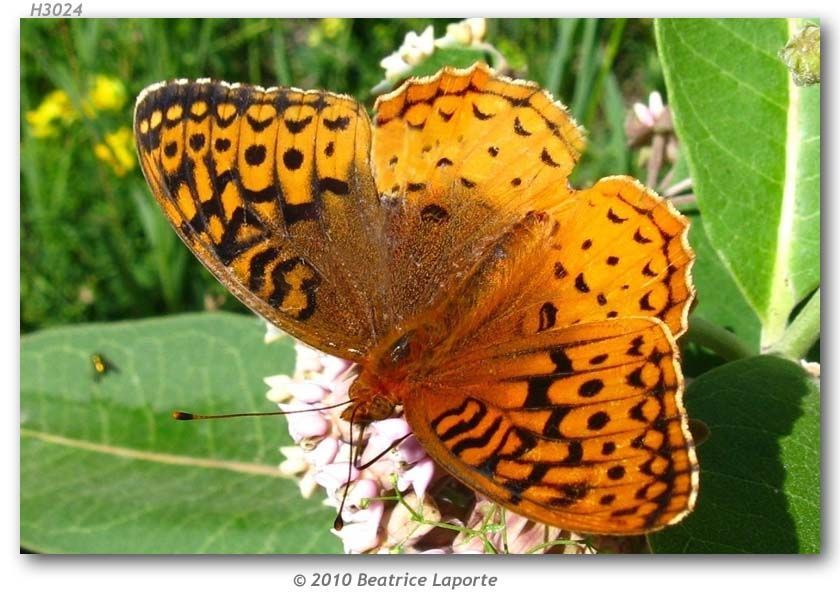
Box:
[20,18,660,332]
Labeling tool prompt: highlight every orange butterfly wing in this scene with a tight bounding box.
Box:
[402,318,697,535]
[369,63,586,324]
[134,80,389,359]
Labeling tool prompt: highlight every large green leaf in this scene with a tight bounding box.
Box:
[656,19,820,347]
[650,355,820,553]
[680,215,762,378]
[689,215,762,350]
[20,313,341,554]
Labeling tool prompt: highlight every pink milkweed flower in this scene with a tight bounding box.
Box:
[626,90,674,148]
[284,401,330,443]
[397,458,436,500]
[360,419,412,465]
[633,91,665,128]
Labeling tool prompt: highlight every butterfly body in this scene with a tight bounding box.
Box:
[135,63,698,535]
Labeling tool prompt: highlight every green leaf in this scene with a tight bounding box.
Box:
[681,215,762,378]
[20,313,341,554]
[650,356,820,553]
[688,215,762,350]
[656,19,820,347]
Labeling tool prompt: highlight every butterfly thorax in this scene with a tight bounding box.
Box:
[342,328,430,424]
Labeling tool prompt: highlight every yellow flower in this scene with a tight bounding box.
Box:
[307,26,323,47]
[84,75,127,115]
[321,18,345,39]
[25,89,77,138]
[94,127,136,176]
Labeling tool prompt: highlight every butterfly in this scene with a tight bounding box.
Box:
[133,63,698,535]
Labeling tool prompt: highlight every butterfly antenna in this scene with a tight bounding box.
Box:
[172,399,353,421]
[355,433,411,470]
[333,403,363,531]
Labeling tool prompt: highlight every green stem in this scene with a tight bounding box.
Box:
[768,289,820,360]
[686,316,755,362]
[271,26,291,85]
[583,18,627,125]
[570,19,598,118]
[545,18,578,96]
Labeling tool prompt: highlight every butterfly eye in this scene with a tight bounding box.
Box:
[341,391,394,424]
[386,331,415,365]
[368,394,396,421]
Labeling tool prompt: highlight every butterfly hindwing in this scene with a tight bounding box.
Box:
[402,318,698,535]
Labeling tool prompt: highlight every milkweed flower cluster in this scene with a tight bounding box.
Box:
[377,18,492,88]
[625,91,689,199]
[264,326,591,554]
[626,91,678,163]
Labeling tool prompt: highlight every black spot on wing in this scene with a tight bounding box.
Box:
[420,203,449,224]
[282,147,304,170]
[323,115,351,131]
[513,116,532,136]
[540,148,561,167]
[319,177,350,195]
[607,208,628,223]
[244,144,266,166]
[538,302,558,332]
[578,379,604,397]
[284,116,312,133]
[472,103,494,120]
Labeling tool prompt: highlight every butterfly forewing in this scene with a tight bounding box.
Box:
[370,64,587,324]
[134,80,389,359]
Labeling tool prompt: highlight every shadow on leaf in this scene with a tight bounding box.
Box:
[650,355,820,553]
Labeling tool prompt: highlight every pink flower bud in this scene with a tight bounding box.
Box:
[648,91,664,119]
[328,377,354,403]
[342,478,380,519]
[633,102,655,127]
[308,437,339,468]
[360,418,412,465]
[397,457,435,499]
[314,461,360,498]
[264,374,292,402]
[286,380,328,403]
[396,435,427,464]
[286,403,329,442]
[333,501,384,553]
[294,343,323,374]
[319,355,351,384]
